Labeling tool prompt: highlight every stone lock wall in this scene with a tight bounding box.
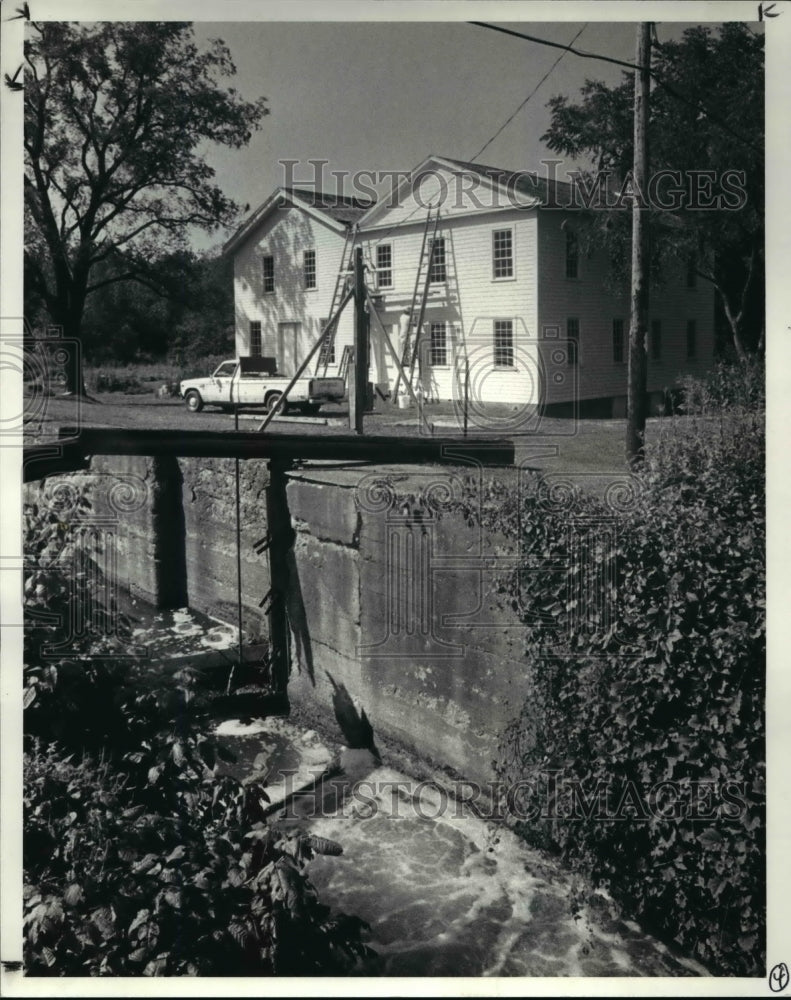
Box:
[81,456,534,785]
[285,466,535,785]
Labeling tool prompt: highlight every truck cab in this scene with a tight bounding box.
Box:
[179,357,345,415]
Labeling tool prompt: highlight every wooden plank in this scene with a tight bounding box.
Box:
[21,428,515,480]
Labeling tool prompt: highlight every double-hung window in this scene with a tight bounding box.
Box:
[249,321,262,356]
[494,319,514,368]
[303,249,317,290]
[492,229,514,279]
[429,237,446,283]
[262,256,274,294]
[430,322,448,366]
[376,244,393,288]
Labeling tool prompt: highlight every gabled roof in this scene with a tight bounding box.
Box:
[286,187,373,225]
[439,155,574,201]
[223,186,373,257]
[356,153,576,229]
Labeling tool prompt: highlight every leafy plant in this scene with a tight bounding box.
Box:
[23,480,374,976]
[463,385,765,976]
[24,737,373,976]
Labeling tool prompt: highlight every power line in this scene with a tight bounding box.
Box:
[469,21,641,72]
[470,20,762,157]
[470,23,587,163]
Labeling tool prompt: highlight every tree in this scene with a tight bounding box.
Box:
[542,23,764,360]
[79,250,234,364]
[24,21,267,392]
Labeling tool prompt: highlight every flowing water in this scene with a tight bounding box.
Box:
[300,765,708,977]
[214,717,709,979]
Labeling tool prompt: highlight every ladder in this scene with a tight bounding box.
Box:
[316,225,356,376]
[336,344,353,382]
[392,206,440,399]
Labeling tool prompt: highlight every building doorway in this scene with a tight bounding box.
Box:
[277,322,301,375]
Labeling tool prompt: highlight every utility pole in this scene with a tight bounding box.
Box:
[352,246,369,434]
[626,22,651,466]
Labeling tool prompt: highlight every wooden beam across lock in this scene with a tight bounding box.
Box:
[23,428,515,481]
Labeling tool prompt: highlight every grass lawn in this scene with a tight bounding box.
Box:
[26,387,709,487]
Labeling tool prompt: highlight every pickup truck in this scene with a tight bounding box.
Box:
[179,357,345,415]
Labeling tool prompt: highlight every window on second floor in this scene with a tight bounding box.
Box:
[262,256,274,294]
[567,317,579,365]
[650,319,662,361]
[249,321,262,356]
[376,244,393,288]
[429,322,448,366]
[429,237,446,283]
[494,319,514,368]
[492,229,514,279]
[686,256,697,289]
[565,230,579,279]
[303,249,317,290]
[612,319,624,364]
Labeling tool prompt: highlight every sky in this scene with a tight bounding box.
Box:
[189,18,727,253]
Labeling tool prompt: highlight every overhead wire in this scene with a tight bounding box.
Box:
[469,21,763,157]
[470,23,588,163]
[366,26,585,253]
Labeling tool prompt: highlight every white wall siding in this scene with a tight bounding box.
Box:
[231,183,715,409]
[363,163,533,230]
[361,207,539,404]
[537,210,715,406]
[233,203,354,377]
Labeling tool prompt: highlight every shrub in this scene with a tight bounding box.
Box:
[23,481,374,976]
[24,734,372,976]
[677,355,765,416]
[86,369,147,394]
[483,394,764,976]
[84,355,231,394]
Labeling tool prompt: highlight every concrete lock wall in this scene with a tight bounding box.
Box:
[285,467,535,786]
[81,456,534,785]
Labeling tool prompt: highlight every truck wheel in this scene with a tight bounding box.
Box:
[185,390,203,413]
[266,391,288,415]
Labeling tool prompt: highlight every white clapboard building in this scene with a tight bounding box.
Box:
[224,155,714,416]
